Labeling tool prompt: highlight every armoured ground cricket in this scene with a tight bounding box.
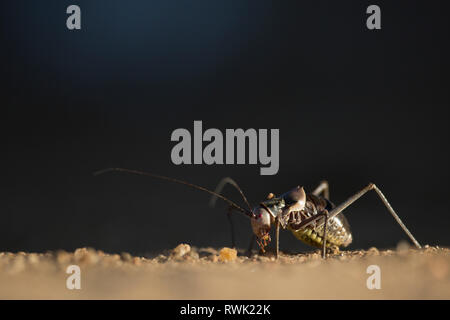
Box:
[94,168,421,258]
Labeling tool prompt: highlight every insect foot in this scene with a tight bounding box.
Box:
[170,121,280,175]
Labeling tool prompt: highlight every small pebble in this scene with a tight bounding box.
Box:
[172,244,191,259]
[121,252,132,262]
[219,248,237,262]
[396,241,410,255]
[73,247,99,265]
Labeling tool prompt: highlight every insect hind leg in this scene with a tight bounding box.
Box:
[325,183,421,249]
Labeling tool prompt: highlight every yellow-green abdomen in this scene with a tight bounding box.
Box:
[288,213,353,249]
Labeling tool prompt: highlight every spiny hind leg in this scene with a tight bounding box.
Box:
[313,180,330,200]
[326,183,421,248]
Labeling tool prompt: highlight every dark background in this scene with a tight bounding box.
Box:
[1,1,449,255]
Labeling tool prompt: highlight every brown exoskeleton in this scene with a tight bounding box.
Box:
[95,168,422,259]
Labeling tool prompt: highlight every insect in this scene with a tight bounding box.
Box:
[94,168,422,259]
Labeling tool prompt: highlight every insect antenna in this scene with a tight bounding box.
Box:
[93,167,255,219]
[209,177,253,214]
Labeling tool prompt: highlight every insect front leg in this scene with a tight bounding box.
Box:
[210,177,255,249]
[246,234,255,256]
[326,183,421,248]
[275,218,280,259]
[321,212,329,259]
[227,205,237,248]
[312,180,330,200]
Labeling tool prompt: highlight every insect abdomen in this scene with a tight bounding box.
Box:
[289,213,353,248]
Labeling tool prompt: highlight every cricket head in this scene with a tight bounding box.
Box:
[250,192,282,251]
[251,206,272,251]
[250,187,307,251]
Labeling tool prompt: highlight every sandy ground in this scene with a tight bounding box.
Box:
[0,244,449,299]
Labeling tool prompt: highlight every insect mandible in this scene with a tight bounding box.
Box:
[94,168,421,259]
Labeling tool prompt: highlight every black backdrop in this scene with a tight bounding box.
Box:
[2,1,449,254]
